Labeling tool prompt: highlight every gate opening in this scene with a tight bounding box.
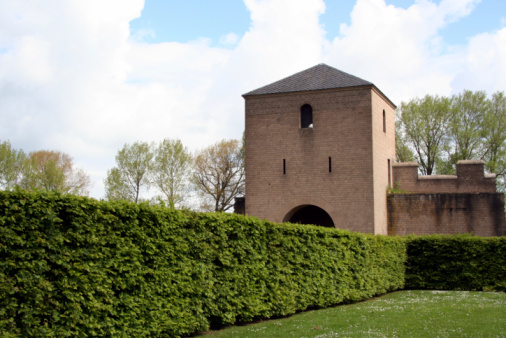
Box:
[285,205,334,228]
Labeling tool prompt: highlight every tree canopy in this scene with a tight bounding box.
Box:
[23,150,91,195]
[0,141,91,195]
[104,141,153,203]
[397,94,452,175]
[193,139,245,212]
[151,139,192,209]
[396,90,506,191]
[0,140,26,189]
[104,138,195,207]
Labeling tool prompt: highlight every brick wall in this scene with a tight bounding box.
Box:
[389,160,505,237]
[371,88,396,234]
[392,160,497,193]
[387,193,506,237]
[244,86,395,234]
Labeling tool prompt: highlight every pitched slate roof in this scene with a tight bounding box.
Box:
[243,64,374,96]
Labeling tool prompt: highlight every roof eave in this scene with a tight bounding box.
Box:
[243,84,397,109]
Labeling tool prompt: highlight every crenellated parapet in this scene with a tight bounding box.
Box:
[392,160,497,194]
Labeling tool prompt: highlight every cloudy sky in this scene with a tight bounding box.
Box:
[1,0,505,199]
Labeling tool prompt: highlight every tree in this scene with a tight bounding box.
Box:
[193,139,245,212]
[0,140,27,189]
[394,111,415,163]
[397,94,452,175]
[438,90,489,174]
[151,138,192,209]
[104,141,153,203]
[21,150,91,195]
[396,90,506,193]
[240,131,245,165]
[482,92,506,191]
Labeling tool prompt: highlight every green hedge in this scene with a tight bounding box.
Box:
[0,190,406,336]
[405,235,506,291]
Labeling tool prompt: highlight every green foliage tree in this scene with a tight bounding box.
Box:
[193,139,245,212]
[151,138,192,209]
[240,131,245,165]
[482,92,506,191]
[397,94,452,175]
[22,150,91,195]
[0,140,27,189]
[104,141,153,203]
[103,167,132,201]
[397,90,506,192]
[438,90,489,174]
[394,111,415,163]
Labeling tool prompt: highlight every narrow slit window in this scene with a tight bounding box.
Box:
[329,157,332,173]
[283,159,286,175]
[301,104,313,128]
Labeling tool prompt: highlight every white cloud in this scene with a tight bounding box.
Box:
[0,0,505,199]
[0,0,144,198]
[323,0,484,103]
[219,33,239,46]
[131,28,156,42]
[451,26,506,93]
[235,0,326,87]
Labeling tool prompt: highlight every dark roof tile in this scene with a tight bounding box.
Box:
[243,64,373,96]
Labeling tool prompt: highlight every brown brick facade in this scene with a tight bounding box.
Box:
[387,193,506,237]
[392,160,497,194]
[239,64,504,237]
[244,86,395,234]
[389,160,506,236]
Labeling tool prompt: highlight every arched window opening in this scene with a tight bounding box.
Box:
[301,104,313,128]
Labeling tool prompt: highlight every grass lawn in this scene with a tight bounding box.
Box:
[198,290,506,337]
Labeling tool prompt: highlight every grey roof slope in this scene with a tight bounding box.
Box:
[243,64,374,96]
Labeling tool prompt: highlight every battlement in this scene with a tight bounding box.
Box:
[392,160,497,194]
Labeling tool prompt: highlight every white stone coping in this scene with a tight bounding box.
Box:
[457,159,485,165]
[418,175,457,180]
[393,162,418,167]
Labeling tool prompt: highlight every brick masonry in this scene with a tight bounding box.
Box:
[239,64,505,237]
[387,193,506,236]
[389,160,506,236]
[392,160,497,194]
[244,86,395,234]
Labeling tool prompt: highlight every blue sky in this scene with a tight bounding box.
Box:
[1,0,505,199]
[130,0,506,46]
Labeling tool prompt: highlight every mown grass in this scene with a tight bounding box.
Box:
[198,290,506,337]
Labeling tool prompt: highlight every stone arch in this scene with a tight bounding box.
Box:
[284,205,334,228]
[276,197,338,228]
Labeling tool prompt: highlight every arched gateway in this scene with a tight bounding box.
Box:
[284,205,334,228]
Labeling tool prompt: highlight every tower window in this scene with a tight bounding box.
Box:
[301,104,313,128]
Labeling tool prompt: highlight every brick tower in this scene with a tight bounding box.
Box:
[242,64,396,234]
